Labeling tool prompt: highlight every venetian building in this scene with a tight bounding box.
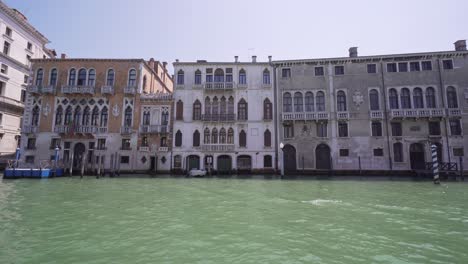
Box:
[22,57,173,173]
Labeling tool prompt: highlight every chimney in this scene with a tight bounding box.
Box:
[252,55,257,63]
[60,53,67,59]
[349,47,358,57]
[454,40,466,51]
[268,56,272,63]
[234,56,238,63]
[163,62,167,69]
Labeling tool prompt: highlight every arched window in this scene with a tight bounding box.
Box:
[35,69,44,86]
[82,106,90,125]
[211,128,218,144]
[175,130,182,147]
[128,69,137,87]
[193,100,201,120]
[161,111,169,126]
[124,106,132,127]
[239,130,247,147]
[106,69,115,86]
[142,75,147,91]
[212,96,219,118]
[193,130,200,147]
[55,106,63,125]
[87,69,96,86]
[413,87,423,108]
[263,69,270,84]
[100,107,108,127]
[337,91,347,111]
[294,92,303,112]
[142,111,150,125]
[227,96,234,114]
[283,92,292,112]
[238,98,248,120]
[73,106,82,126]
[177,70,184,85]
[447,86,458,108]
[401,88,411,109]
[316,91,325,111]
[194,69,202,85]
[91,106,99,126]
[68,68,76,86]
[227,128,234,144]
[64,106,72,125]
[49,69,58,86]
[204,97,211,117]
[389,88,399,109]
[204,128,210,144]
[426,87,436,108]
[220,96,227,116]
[263,98,272,120]
[369,89,380,110]
[239,69,246,84]
[393,142,403,162]
[219,128,226,144]
[305,92,314,112]
[264,129,271,147]
[77,68,87,86]
[31,105,40,126]
[214,68,224,83]
[176,100,183,120]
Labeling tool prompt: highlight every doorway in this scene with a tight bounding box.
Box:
[410,143,426,170]
[283,144,297,173]
[315,144,331,170]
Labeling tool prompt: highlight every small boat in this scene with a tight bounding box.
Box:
[188,169,207,177]
[3,159,64,179]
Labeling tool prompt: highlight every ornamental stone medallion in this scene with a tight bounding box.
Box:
[112,104,120,117]
[352,91,364,109]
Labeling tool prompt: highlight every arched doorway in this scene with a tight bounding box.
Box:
[237,155,252,173]
[283,144,297,173]
[315,144,331,170]
[217,155,232,174]
[187,155,200,170]
[410,143,426,170]
[73,143,86,169]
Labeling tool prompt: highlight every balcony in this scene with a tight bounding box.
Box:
[140,125,168,134]
[27,85,40,94]
[158,147,169,152]
[42,86,55,94]
[139,146,150,152]
[369,111,384,119]
[120,147,132,151]
[140,93,173,101]
[237,83,248,89]
[192,84,203,89]
[121,126,133,134]
[336,111,350,120]
[282,112,329,121]
[201,114,236,122]
[124,86,137,95]
[204,82,235,91]
[317,112,330,120]
[54,125,69,134]
[61,85,95,94]
[75,125,96,134]
[390,108,447,119]
[27,85,55,94]
[22,125,37,134]
[101,86,114,95]
[201,144,235,152]
[447,108,462,117]
[262,83,272,89]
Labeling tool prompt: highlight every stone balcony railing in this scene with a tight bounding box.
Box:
[204,82,235,90]
[201,114,236,122]
[121,126,133,134]
[124,86,137,95]
[28,85,56,94]
[201,144,235,152]
[447,108,462,117]
[140,125,169,134]
[336,111,350,120]
[369,110,384,119]
[42,86,55,94]
[158,147,169,152]
[101,85,114,95]
[261,83,272,89]
[237,83,248,89]
[282,112,329,121]
[140,93,173,101]
[390,108,446,119]
[139,146,150,152]
[53,125,107,134]
[22,125,37,134]
[61,85,95,94]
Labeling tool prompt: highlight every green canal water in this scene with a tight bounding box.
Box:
[1,177,468,264]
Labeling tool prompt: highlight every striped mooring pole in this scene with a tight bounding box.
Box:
[431,144,440,184]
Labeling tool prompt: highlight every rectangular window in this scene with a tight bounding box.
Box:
[367,64,377,73]
[27,42,32,50]
[428,121,441,136]
[443,59,453,70]
[338,122,348,137]
[50,138,61,149]
[371,121,383,137]
[21,90,26,102]
[3,41,10,55]
[409,62,420,72]
[1,64,8,74]
[284,125,294,138]
[0,81,4,95]
[339,149,349,157]
[264,155,272,167]
[317,122,327,137]
[314,67,324,76]
[64,141,71,149]
[373,148,384,156]
[393,143,403,162]
[453,148,464,157]
[120,156,130,164]
[282,68,291,78]
[121,138,131,150]
[387,63,397,72]
[27,138,36,149]
[391,122,402,137]
[334,66,344,75]
[98,139,106,150]
[449,119,461,135]
[398,62,408,72]
[89,142,95,150]
[422,61,432,71]
[5,27,12,37]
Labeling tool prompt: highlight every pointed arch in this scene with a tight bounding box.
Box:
[238,98,248,120]
[194,69,202,85]
[55,105,63,125]
[212,96,219,117]
[193,130,200,147]
[82,106,91,125]
[176,100,183,120]
[68,68,76,86]
[35,69,44,86]
[128,68,137,86]
[227,96,234,115]
[87,69,96,86]
[100,106,108,127]
[177,69,184,85]
[77,68,87,86]
[175,130,182,147]
[91,106,99,126]
[239,68,246,84]
[219,127,226,144]
[193,99,201,120]
[227,128,234,144]
[263,68,270,84]
[73,106,82,126]
[124,106,132,127]
[263,98,272,120]
[264,129,271,147]
[204,127,210,144]
[214,68,224,83]
[212,127,218,144]
[64,105,73,125]
[204,97,211,117]
[220,96,227,116]
[49,68,58,86]
[31,105,40,126]
[106,69,115,86]
[239,129,247,147]
[142,110,150,125]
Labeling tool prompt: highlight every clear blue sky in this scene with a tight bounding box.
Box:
[6,0,467,69]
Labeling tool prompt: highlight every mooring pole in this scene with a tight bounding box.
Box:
[358,156,362,175]
[460,156,464,181]
[101,155,105,177]
[80,154,85,178]
[431,144,440,184]
[110,154,115,177]
[70,153,74,177]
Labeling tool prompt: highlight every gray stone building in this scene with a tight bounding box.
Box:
[274,40,467,174]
